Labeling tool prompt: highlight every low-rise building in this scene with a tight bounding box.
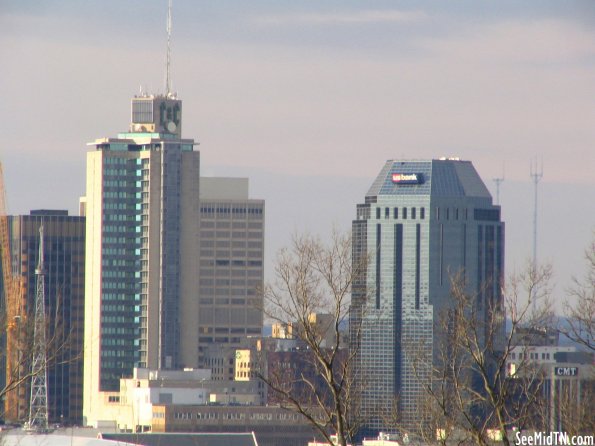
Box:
[151,404,320,446]
[86,367,267,432]
[506,343,594,432]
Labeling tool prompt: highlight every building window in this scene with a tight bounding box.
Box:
[411,207,416,219]
[376,208,381,219]
[385,207,390,219]
[402,208,407,219]
[393,207,398,219]
[420,207,425,219]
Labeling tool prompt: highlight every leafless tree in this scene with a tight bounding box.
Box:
[409,264,554,446]
[561,237,595,353]
[258,230,368,446]
[1,289,78,422]
[551,375,595,435]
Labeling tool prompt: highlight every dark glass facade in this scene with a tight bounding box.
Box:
[3,211,85,424]
[351,159,504,433]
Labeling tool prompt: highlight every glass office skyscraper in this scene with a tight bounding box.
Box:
[351,159,504,433]
[3,210,85,424]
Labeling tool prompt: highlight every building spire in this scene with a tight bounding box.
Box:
[165,0,173,97]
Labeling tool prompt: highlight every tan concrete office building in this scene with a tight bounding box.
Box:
[83,93,200,426]
[197,178,264,366]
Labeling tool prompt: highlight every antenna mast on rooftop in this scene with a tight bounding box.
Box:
[165,0,173,97]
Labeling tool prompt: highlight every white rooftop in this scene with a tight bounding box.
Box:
[2,433,136,446]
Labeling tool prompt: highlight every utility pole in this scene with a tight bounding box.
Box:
[23,224,50,434]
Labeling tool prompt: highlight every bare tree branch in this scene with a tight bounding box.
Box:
[561,237,595,352]
[408,263,554,445]
[258,230,368,446]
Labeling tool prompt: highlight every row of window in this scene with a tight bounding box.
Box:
[104,191,137,199]
[200,241,263,249]
[101,292,132,300]
[200,231,263,238]
[101,315,134,323]
[101,349,132,357]
[101,338,130,346]
[199,285,254,293]
[104,157,129,165]
[103,225,137,233]
[210,327,248,335]
[198,298,249,305]
[369,206,499,222]
[103,168,133,176]
[102,281,136,290]
[103,236,129,244]
[101,303,134,312]
[211,260,263,267]
[102,270,135,279]
[104,203,137,210]
[200,221,262,229]
[200,250,263,258]
[103,248,129,256]
[102,327,136,335]
[435,207,468,221]
[103,214,137,222]
[199,278,262,287]
[102,259,136,267]
[376,206,425,220]
[103,180,136,187]
[198,337,244,344]
[200,207,263,215]
[167,410,298,421]
[510,352,551,361]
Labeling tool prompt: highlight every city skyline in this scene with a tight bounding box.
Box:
[1,1,594,311]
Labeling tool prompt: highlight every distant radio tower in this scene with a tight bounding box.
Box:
[492,165,505,205]
[530,159,543,273]
[165,0,173,97]
[24,224,50,434]
[493,177,504,205]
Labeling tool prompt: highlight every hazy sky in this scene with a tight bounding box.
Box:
[1,1,594,311]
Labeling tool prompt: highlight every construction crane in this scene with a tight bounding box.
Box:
[0,162,26,422]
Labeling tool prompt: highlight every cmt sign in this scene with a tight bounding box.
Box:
[555,367,578,377]
[391,173,424,184]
